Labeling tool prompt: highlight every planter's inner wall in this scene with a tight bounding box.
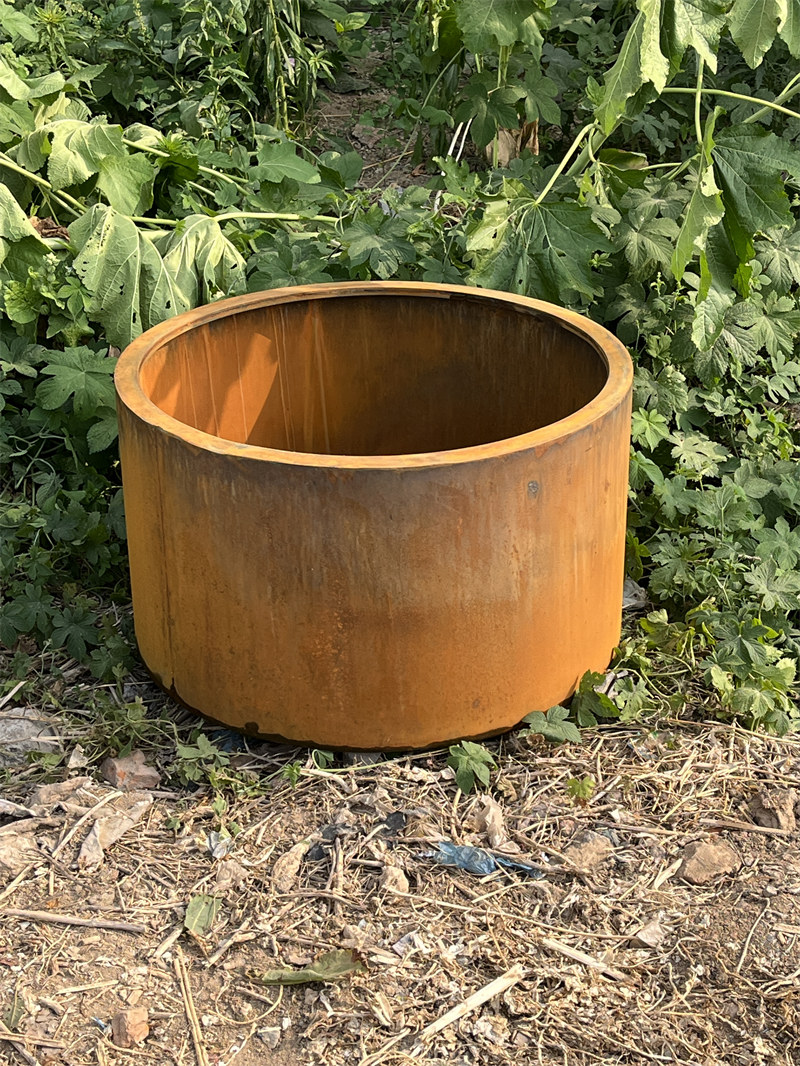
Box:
[140,293,608,455]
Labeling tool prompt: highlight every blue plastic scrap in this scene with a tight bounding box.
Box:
[427,840,545,879]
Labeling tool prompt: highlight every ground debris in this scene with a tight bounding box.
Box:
[563,829,614,871]
[78,790,154,867]
[679,839,741,884]
[1,716,799,1066]
[748,787,797,831]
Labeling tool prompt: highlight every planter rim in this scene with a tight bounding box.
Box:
[115,281,633,470]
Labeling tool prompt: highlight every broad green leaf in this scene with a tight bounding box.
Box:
[3,279,44,324]
[247,949,364,986]
[0,1,38,43]
[597,149,649,170]
[125,124,200,182]
[63,63,108,89]
[692,271,733,350]
[594,3,665,134]
[662,0,727,71]
[0,57,29,100]
[70,205,182,348]
[318,149,363,188]
[744,560,800,610]
[96,152,157,214]
[15,128,51,172]
[0,99,34,142]
[691,220,742,354]
[632,408,671,449]
[254,141,320,184]
[756,228,800,292]
[0,184,47,253]
[739,292,800,356]
[87,408,119,453]
[639,0,670,92]
[36,347,117,417]
[50,605,99,658]
[47,120,126,190]
[522,706,582,744]
[468,190,611,302]
[713,127,800,266]
[0,58,64,101]
[455,0,546,53]
[184,894,221,936]
[340,215,416,278]
[616,212,680,277]
[728,0,782,66]
[455,78,522,148]
[162,215,247,309]
[780,0,800,54]
[672,161,724,281]
[595,14,646,133]
[0,187,48,283]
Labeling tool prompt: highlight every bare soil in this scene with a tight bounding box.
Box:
[1,704,799,1066]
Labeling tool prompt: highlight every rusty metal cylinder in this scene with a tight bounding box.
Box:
[115,282,632,749]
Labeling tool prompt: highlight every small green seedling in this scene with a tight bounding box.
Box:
[521,706,582,744]
[567,775,596,806]
[447,741,496,794]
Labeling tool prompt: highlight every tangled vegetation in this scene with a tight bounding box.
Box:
[2,0,800,738]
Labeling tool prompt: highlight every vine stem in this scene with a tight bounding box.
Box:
[694,58,705,149]
[744,71,800,124]
[129,211,338,227]
[121,138,251,187]
[0,153,83,218]
[215,210,337,225]
[534,124,596,206]
[662,87,800,124]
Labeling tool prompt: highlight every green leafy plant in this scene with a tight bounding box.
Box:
[3,0,800,745]
[311,748,335,769]
[280,760,304,787]
[567,774,596,805]
[447,740,496,793]
[521,706,582,744]
[173,733,231,785]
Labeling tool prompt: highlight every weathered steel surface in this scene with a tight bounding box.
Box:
[115,282,633,749]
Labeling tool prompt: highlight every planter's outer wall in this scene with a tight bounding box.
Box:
[116,283,633,750]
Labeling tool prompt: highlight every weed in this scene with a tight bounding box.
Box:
[447,740,496,794]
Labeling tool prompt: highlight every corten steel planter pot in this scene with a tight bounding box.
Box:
[115,282,633,750]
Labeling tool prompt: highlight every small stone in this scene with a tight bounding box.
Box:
[380,865,409,894]
[679,840,740,885]
[352,123,382,148]
[111,1007,149,1048]
[563,830,614,870]
[632,917,666,948]
[100,751,160,791]
[748,789,797,832]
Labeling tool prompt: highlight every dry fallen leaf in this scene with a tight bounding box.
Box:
[246,948,364,986]
[78,792,153,867]
[271,835,316,893]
